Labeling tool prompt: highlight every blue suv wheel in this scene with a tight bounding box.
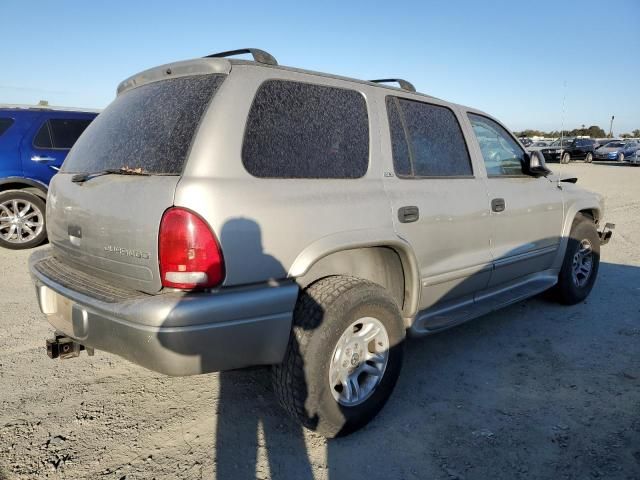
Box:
[0,189,47,249]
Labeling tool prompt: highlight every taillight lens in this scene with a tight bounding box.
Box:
[159,208,225,289]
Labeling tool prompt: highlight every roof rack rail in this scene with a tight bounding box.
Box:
[204,48,278,66]
[369,79,416,93]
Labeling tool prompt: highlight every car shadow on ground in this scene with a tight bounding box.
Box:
[157,215,639,479]
[208,261,639,479]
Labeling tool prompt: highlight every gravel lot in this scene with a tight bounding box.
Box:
[0,162,638,480]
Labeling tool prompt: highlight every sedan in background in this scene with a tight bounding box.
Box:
[624,148,640,165]
[595,141,640,161]
[527,141,550,152]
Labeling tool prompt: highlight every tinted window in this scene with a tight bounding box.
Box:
[386,97,472,177]
[33,122,53,148]
[468,113,525,176]
[49,118,93,149]
[0,118,14,137]
[62,74,224,174]
[242,80,369,178]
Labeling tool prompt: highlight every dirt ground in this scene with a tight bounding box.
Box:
[0,162,638,480]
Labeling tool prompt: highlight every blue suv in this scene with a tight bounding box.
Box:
[0,105,97,249]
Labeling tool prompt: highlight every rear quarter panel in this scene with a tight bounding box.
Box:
[0,110,39,178]
[175,66,400,287]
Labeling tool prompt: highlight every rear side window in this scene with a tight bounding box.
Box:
[34,118,93,149]
[386,97,472,177]
[62,74,224,174]
[242,80,369,178]
[49,118,93,148]
[33,122,53,148]
[0,118,14,137]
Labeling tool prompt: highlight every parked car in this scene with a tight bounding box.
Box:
[29,48,613,438]
[624,147,640,165]
[527,141,550,152]
[539,138,574,162]
[595,140,640,162]
[0,105,98,249]
[558,138,598,164]
[519,137,533,147]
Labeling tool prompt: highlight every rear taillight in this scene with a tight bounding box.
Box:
[159,207,225,290]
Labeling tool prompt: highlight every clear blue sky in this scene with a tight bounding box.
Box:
[3,0,639,134]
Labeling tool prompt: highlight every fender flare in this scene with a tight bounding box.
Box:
[552,201,601,270]
[288,228,421,319]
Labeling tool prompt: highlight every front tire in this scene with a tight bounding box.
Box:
[585,152,593,163]
[0,190,47,250]
[562,152,571,164]
[552,214,600,305]
[617,153,625,162]
[272,276,405,438]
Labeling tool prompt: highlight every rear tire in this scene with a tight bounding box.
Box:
[272,276,405,438]
[0,190,47,250]
[562,152,571,164]
[585,152,593,163]
[552,214,600,305]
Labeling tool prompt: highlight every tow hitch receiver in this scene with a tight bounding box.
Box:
[599,223,615,245]
[46,333,94,360]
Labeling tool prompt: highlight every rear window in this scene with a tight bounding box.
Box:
[62,74,224,174]
[242,80,369,178]
[0,118,14,137]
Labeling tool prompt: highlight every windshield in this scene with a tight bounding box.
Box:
[62,74,224,174]
[606,142,625,148]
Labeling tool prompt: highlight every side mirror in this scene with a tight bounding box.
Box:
[523,151,552,177]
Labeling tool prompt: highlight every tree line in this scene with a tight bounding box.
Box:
[514,126,640,139]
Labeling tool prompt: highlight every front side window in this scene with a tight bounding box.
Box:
[242,80,369,179]
[0,118,14,137]
[468,113,525,176]
[49,118,93,149]
[386,97,472,177]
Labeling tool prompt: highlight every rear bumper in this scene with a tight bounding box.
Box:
[29,250,298,376]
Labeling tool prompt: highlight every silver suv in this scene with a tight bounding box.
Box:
[29,49,614,437]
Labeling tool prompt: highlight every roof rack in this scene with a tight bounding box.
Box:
[204,48,278,66]
[369,79,416,93]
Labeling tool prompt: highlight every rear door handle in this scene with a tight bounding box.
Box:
[31,155,56,162]
[398,206,419,223]
[491,198,506,213]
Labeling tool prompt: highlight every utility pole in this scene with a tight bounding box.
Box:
[609,116,615,138]
[560,81,567,145]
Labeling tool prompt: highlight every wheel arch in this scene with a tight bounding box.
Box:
[0,177,48,200]
[551,202,602,270]
[289,231,421,323]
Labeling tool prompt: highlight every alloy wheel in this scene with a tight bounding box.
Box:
[329,317,390,407]
[0,198,45,244]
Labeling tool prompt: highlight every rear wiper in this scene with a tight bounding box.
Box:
[71,168,150,184]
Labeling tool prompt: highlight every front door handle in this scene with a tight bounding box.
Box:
[398,206,419,223]
[491,198,506,213]
[31,155,56,162]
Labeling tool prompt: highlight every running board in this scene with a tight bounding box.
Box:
[410,272,558,336]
